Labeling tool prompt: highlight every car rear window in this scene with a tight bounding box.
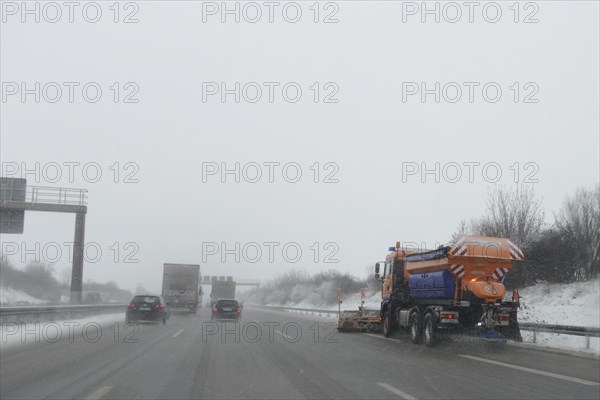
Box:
[132,296,160,304]
[216,300,238,307]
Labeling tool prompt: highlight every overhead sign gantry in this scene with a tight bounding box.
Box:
[0,177,88,304]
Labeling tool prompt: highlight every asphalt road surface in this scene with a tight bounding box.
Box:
[1,307,599,399]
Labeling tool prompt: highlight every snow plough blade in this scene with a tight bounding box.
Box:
[337,308,381,333]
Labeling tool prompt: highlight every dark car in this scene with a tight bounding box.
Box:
[126,295,169,324]
[211,299,241,321]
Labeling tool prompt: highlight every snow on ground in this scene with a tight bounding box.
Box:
[518,279,600,327]
[517,279,600,355]
[0,313,125,348]
[0,287,47,305]
[268,291,381,312]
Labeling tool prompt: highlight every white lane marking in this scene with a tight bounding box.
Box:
[84,386,113,400]
[275,330,294,341]
[459,355,600,386]
[172,329,185,338]
[377,382,418,400]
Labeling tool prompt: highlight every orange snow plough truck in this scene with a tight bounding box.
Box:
[375,236,524,346]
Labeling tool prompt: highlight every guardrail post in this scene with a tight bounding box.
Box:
[586,334,590,350]
[532,328,537,344]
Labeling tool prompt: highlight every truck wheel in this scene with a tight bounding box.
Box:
[423,313,437,347]
[383,312,394,337]
[409,313,421,344]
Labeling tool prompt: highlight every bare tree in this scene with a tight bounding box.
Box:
[0,257,13,288]
[472,185,545,249]
[450,219,471,243]
[60,267,72,288]
[106,281,119,289]
[22,261,61,301]
[555,185,600,279]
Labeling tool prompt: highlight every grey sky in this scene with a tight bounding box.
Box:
[1,1,598,293]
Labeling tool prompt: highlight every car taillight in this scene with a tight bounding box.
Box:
[156,304,164,309]
[498,315,510,321]
[128,303,135,309]
[440,313,455,319]
[212,306,218,312]
[236,307,241,313]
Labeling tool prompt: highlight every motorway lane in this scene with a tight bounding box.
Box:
[1,310,310,400]
[246,308,600,400]
[0,307,598,399]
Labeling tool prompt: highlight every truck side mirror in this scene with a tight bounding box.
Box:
[374,262,383,280]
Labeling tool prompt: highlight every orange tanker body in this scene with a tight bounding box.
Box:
[374,236,523,346]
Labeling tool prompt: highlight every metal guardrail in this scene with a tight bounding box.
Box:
[0,304,127,318]
[519,322,600,337]
[250,305,339,316]
[519,322,600,349]
[251,305,600,348]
